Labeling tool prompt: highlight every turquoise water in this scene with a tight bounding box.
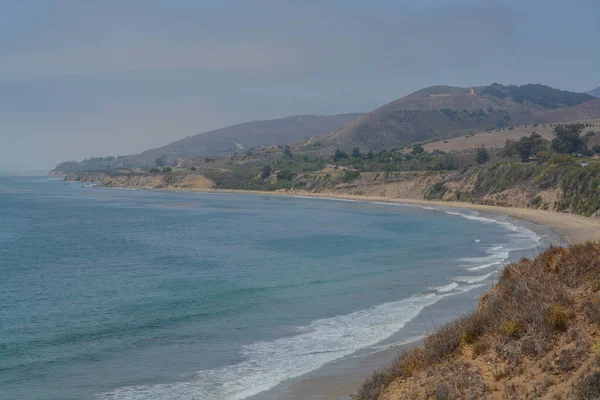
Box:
[0,176,546,400]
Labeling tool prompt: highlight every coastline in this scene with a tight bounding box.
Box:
[247,203,560,400]
[80,181,599,398]
[153,187,600,244]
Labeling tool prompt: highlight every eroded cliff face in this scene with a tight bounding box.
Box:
[64,166,568,214]
[304,169,564,212]
[357,243,600,400]
[102,174,214,190]
[66,172,214,190]
[321,171,446,200]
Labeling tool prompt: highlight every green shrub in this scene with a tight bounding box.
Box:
[503,320,520,338]
[276,169,296,181]
[547,305,569,331]
[342,170,360,182]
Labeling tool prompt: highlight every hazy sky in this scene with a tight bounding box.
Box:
[1,0,598,170]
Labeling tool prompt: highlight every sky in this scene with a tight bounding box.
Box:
[0,0,598,170]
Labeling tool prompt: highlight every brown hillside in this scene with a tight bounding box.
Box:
[357,242,600,400]
[123,113,362,166]
[317,108,516,152]
[531,99,600,124]
[423,119,600,153]
[308,84,596,154]
[381,85,544,113]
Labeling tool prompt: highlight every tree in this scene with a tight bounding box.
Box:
[155,156,167,167]
[594,145,600,155]
[162,167,172,173]
[276,169,296,181]
[504,133,548,162]
[190,166,197,171]
[475,146,490,164]
[333,149,348,161]
[551,124,585,154]
[366,150,374,160]
[261,165,272,180]
[411,144,424,155]
[351,147,362,158]
[283,146,293,158]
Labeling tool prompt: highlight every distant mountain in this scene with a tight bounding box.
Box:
[309,84,596,152]
[54,114,362,172]
[530,98,600,123]
[125,114,362,165]
[588,87,600,98]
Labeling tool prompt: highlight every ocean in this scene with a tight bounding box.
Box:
[0,176,554,400]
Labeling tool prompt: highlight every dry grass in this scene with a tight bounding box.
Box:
[355,242,600,400]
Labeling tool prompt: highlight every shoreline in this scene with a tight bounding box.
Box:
[78,181,599,398]
[148,186,600,243]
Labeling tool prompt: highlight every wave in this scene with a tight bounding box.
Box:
[371,201,399,206]
[466,261,504,271]
[103,204,540,400]
[445,210,541,249]
[453,272,495,284]
[101,285,479,400]
[460,247,509,265]
[430,282,460,293]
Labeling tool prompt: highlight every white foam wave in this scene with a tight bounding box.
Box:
[102,204,541,400]
[421,206,440,211]
[460,248,509,264]
[445,210,541,250]
[102,286,478,400]
[466,261,503,271]
[321,197,358,203]
[431,282,460,293]
[371,201,399,206]
[453,272,495,284]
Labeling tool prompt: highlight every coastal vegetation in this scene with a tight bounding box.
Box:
[355,242,600,399]
[64,123,600,218]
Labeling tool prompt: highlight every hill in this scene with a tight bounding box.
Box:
[531,99,600,124]
[588,87,600,98]
[423,118,600,153]
[357,242,600,400]
[54,114,361,172]
[308,84,596,153]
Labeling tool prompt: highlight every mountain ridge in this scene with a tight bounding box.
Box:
[53,83,599,172]
[309,83,597,152]
[54,113,362,172]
